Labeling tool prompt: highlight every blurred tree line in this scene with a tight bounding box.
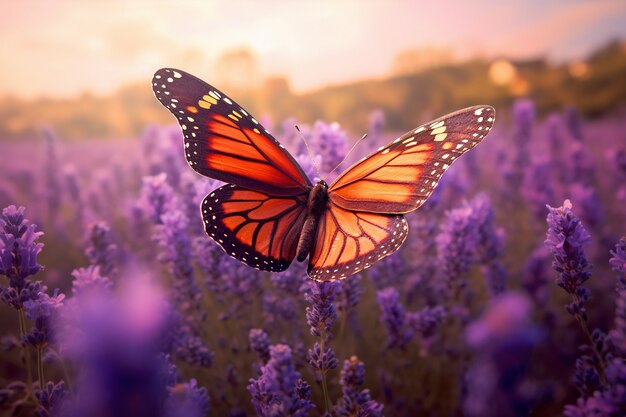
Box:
[0,40,625,140]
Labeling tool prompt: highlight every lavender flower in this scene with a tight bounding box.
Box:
[610,238,626,289]
[564,358,626,417]
[524,161,556,222]
[164,379,210,417]
[376,287,412,349]
[247,344,314,417]
[570,144,596,185]
[194,236,226,294]
[23,289,65,348]
[610,239,626,355]
[464,194,508,295]
[310,121,347,178]
[70,266,113,295]
[546,200,610,392]
[35,380,68,417]
[42,128,61,226]
[249,328,271,363]
[141,174,177,224]
[308,342,339,374]
[545,200,592,319]
[155,210,200,311]
[436,204,479,293]
[0,205,45,309]
[85,222,118,277]
[521,247,551,306]
[304,281,339,339]
[60,272,210,417]
[507,99,534,192]
[334,356,384,417]
[565,106,585,142]
[406,305,447,353]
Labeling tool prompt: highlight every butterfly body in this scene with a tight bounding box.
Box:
[296,180,329,262]
[152,68,495,281]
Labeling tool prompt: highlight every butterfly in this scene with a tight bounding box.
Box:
[152,68,495,281]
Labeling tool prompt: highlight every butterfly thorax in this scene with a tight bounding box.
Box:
[296,180,328,262]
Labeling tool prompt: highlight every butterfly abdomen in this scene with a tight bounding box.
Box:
[296,181,329,262]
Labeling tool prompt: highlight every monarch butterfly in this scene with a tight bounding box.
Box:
[152,68,495,281]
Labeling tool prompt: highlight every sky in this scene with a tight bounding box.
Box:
[1,0,626,99]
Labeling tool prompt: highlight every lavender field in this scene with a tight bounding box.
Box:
[1,100,625,417]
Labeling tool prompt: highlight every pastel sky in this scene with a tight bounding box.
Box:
[2,0,626,99]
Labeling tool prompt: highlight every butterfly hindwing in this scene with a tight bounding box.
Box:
[307,201,408,281]
[202,184,309,272]
[152,68,311,196]
[153,68,497,280]
[328,106,495,213]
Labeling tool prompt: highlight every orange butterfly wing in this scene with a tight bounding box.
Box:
[152,68,311,196]
[309,106,495,281]
[307,202,408,281]
[328,106,495,213]
[203,184,308,272]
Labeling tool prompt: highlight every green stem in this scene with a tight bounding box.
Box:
[37,347,45,389]
[18,309,34,393]
[572,294,608,385]
[319,334,331,413]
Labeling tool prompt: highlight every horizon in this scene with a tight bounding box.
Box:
[2,0,626,100]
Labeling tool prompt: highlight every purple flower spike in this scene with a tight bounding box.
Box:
[0,205,46,310]
[406,305,447,350]
[610,239,626,355]
[436,205,479,291]
[156,210,201,312]
[35,380,68,417]
[249,328,271,363]
[564,358,626,417]
[85,222,118,277]
[335,356,384,417]
[304,281,339,339]
[308,341,339,373]
[247,344,315,417]
[164,379,211,417]
[0,206,44,286]
[376,287,413,349]
[141,174,177,224]
[23,289,65,348]
[610,238,626,288]
[71,266,113,295]
[545,200,592,319]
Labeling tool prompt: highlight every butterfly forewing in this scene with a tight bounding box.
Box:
[328,105,495,214]
[202,184,308,272]
[307,201,408,281]
[152,68,311,196]
[153,68,497,281]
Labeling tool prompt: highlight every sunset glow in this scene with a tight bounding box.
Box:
[2,0,626,99]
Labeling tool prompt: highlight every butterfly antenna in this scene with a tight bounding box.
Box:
[295,125,323,179]
[323,133,367,181]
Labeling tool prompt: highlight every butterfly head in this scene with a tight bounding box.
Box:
[318,179,328,189]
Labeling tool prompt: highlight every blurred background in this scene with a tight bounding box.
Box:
[1,0,626,139]
[1,1,626,417]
